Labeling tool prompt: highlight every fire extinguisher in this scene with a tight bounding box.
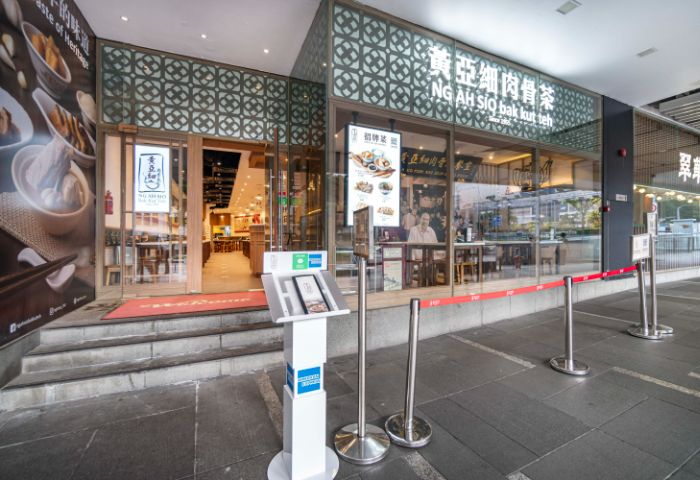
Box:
[105,190,113,215]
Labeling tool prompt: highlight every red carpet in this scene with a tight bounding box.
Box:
[103,291,268,320]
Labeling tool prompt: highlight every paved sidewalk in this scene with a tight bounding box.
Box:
[1,279,700,479]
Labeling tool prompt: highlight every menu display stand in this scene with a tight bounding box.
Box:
[263,251,350,480]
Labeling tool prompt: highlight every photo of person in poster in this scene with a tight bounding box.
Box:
[0,0,96,346]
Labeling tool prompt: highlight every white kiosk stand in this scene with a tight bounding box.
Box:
[263,251,350,480]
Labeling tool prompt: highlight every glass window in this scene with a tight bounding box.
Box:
[330,109,449,293]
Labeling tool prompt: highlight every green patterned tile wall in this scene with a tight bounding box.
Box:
[331,2,601,152]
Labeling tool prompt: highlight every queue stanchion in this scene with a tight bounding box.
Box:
[628,261,663,340]
[550,276,590,376]
[385,298,432,448]
[333,256,390,465]
[649,238,673,336]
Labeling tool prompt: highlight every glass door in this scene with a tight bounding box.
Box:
[101,132,188,298]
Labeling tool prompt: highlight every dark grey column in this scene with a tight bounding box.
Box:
[602,97,634,271]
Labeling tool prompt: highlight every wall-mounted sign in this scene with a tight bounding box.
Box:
[401,148,481,182]
[678,152,700,184]
[346,125,401,227]
[134,145,170,213]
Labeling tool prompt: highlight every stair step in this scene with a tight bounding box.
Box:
[23,322,282,373]
[1,342,283,410]
[40,309,272,345]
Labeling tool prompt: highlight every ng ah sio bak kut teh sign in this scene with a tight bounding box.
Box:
[401,147,481,182]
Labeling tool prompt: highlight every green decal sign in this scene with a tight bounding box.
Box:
[292,253,309,270]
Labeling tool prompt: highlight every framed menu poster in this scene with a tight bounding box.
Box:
[293,275,330,314]
[346,124,401,227]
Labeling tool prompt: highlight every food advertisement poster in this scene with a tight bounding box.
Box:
[346,124,401,227]
[0,0,96,347]
[134,144,170,213]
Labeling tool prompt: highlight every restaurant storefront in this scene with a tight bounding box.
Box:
[91,0,604,308]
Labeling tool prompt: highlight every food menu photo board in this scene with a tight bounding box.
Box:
[0,0,96,347]
[346,124,401,227]
[293,274,330,314]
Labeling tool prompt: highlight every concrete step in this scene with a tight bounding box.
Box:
[23,322,282,373]
[0,342,283,410]
[40,309,272,345]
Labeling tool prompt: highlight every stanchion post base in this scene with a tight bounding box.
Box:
[656,324,674,335]
[267,447,339,480]
[385,413,432,448]
[627,325,664,340]
[333,423,390,465]
[549,356,590,376]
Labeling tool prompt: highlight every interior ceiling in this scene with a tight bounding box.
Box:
[203,150,240,209]
[78,0,700,110]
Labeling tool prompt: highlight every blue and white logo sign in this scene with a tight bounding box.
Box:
[297,366,321,395]
[308,254,322,269]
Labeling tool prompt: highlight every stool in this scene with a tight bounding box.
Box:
[105,265,121,286]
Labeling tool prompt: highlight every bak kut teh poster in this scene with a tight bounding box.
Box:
[0,0,96,346]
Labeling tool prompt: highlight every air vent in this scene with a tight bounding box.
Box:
[636,47,658,58]
[556,0,581,15]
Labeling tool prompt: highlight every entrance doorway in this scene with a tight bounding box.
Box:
[201,144,267,293]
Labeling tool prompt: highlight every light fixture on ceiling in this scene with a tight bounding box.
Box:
[201,33,207,39]
[263,48,269,54]
[419,146,424,150]
[121,16,128,22]
[556,0,581,15]
[636,47,658,58]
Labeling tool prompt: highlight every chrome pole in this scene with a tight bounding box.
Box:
[650,239,673,335]
[628,261,663,340]
[550,276,589,376]
[385,298,432,448]
[334,257,390,464]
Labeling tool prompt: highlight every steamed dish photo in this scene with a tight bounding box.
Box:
[349,150,396,178]
[355,180,373,193]
[30,31,66,78]
[378,181,393,195]
[0,107,20,146]
[377,206,395,216]
[25,140,84,213]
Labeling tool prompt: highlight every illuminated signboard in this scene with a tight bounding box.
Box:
[679,152,700,184]
[134,144,170,213]
[346,124,401,227]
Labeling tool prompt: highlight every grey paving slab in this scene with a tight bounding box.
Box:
[599,333,700,366]
[601,398,700,465]
[0,382,196,446]
[421,397,537,474]
[497,365,589,400]
[681,451,700,477]
[672,330,700,350]
[491,310,562,333]
[450,382,591,456]
[543,376,647,427]
[414,408,505,480]
[0,429,94,480]
[672,470,700,480]
[71,407,195,480]
[596,369,700,415]
[521,430,674,480]
[193,452,274,480]
[512,318,620,350]
[359,457,422,480]
[194,374,281,473]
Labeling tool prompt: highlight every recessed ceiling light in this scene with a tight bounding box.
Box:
[263,48,269,54]
[637,47,658,58]
[121,16,128,22]
[556,0,581,15]
[201,33,207,39]
[419,146,424,150]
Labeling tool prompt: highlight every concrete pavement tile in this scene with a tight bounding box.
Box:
[600,398,700,465]
[325,392,382,443]
[521,430,674,480]
[513,319,620,350]
[543,376,647,427]
[71,407,195,480]
[194,452,274,480]
[414,409,504,480]
[599,333,700,366]
[498,365,589,400]
[681,452,700,477]
[195,375,281,473]
[596,370,700,415]
[671,471,700,480]
[0,382,196,447]
[450,382,590,456]
[359,457,421,480]
[0,429,94,480]
[672,330,700,350]
[421,397,537,474]
[417,355,524,397]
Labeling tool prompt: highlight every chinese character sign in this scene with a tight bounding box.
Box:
[134,145,171,213]
[679,152,700,184]
[346,125,401,227]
